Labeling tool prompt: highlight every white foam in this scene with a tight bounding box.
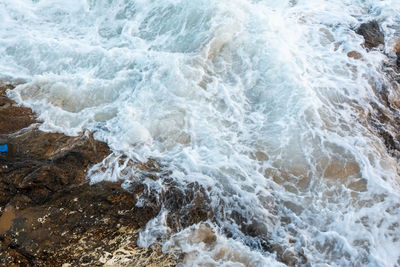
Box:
[1,0,400,265]
[163,223,285,267]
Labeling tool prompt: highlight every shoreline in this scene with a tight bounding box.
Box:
[0,19,399,266]
[0,84,179,266]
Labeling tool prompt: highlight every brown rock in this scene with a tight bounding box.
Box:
[0,127,110,207]
[144,179,213,232]
[347,51,362,60]
[0,84,180,266]
[0,84,36,135]
[356,21,384,49]
[394,38,400,68]
[0,205,15,235]
[367,101,400,159]
[394,38,400,52]
[0,181,166,266]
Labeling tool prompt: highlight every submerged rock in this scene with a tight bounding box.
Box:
[356,21,384,49]
[347,51,362,60]
[394,38,400,68]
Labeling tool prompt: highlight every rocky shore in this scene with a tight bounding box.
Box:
[361,22,400,160]
[0,84,179,266]
[1,19,400,267]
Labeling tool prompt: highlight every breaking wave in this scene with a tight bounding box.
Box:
[1,0,400,265]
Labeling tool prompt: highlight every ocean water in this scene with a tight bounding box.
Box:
[1,0,400,265]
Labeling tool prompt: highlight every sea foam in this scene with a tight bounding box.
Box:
[1,0,400,265]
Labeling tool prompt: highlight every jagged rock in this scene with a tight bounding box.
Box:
[356,21,384,49]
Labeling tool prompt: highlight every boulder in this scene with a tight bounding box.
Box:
[356,21,384,49]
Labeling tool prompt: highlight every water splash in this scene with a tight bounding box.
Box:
[1,0,400,265]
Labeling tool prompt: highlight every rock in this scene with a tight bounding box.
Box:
[0,84,36,135]
[367,101,400,159]
[394,38,400,68]
[160,180,212,230]
[347,51,362,60]
[356,21,384,49]
[0,84,180,266]
[0,127,111,207]
[0,180,171,266]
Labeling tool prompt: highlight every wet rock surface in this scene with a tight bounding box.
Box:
[0,84,36,135]
[354,22,400,160]
[356,21,385,49]
[0,84,179,266]
[394,38,400,69]
[162,180,212,231]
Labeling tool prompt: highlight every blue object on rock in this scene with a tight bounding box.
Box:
[0,144,8,153]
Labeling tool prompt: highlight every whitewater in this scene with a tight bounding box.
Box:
[1,0,400,265]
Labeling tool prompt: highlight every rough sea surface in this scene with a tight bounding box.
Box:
[1,0,400,266]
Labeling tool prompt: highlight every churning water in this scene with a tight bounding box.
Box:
[1,0,400,265]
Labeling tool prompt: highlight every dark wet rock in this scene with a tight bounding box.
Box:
[0,127,110,207]
[356,21,384,49]
[163,181,212,230]
[0,84,36,135]
[360,29,400,160]
[228,209,309,266]
[0,180,170,266]
[396,51,400,69]
[0,84,179,266]
[124,178,213,233]
[367,99,400,159]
